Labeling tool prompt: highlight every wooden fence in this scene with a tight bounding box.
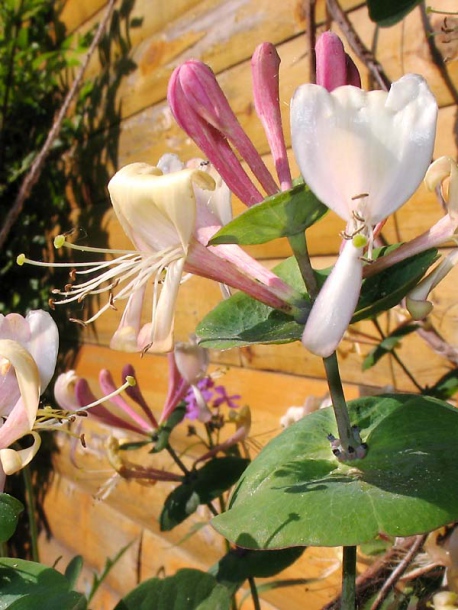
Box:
[37,0,458,607]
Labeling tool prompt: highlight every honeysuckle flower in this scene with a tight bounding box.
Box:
[19,156,304,354]
[174,335,212,422]
[315,31,361,91]
[168,42,292,205]
[54,365,156,435]
[0,311,59,487]
[291,73,438,357]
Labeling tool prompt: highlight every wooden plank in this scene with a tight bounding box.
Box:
[38,533,122,609]
[67,0,457,139]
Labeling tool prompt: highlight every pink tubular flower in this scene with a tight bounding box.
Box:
[168,42,292,205]
[292,73,438,357]
[55,365,157,435]
[20,154,303,354]
[0,311,59,489]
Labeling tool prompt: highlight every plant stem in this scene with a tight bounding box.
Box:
[323,353,354,453]
[22,463,39,562]
[372,319,424,392]
[166,444,190,475]
[248,576,261,610]
[341,546,357,610]
[288,233,319,299]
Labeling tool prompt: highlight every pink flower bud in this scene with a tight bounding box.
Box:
[316,32,361,91]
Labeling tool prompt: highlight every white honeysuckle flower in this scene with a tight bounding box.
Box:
[291,74,438,357]
[19,155,303,354]
[108,162,214,353]
[291,74,438,232]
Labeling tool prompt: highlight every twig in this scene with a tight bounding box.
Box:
[420,3,458,105]
[370,535,426,610]
[325,0,391,91]
[305,0,317,83]
[0,0,116,250]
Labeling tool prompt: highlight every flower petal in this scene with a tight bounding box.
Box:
[291,74,437,224]
[0,339,40,432]
[0,432,41,475]
[302,241,363,357]
[24,310,59,391]
[144,257,186,353]
[108,163,215,254]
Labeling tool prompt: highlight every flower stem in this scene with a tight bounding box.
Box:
[248,576,261,610]
[22,463,39,562]
[166,444,190,475]
[288,233,319,299]
[323,353,354,453]
[341,546,357,610]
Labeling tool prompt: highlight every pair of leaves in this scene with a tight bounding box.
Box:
[197,249,437,350]
[115,550,304,607]
[213,394,458,548]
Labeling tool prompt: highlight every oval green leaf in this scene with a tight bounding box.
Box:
[0,493,23,543]
[209,182,327,246]
[114,568,231,610]
[160,457,250,531]
[213,395,458,547]
[366,0,423,26]
[0,558,87,609]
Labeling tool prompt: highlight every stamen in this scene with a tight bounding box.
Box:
[75,375,136,413]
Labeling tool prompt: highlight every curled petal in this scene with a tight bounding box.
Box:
[54,371,80,410]
[0,339,40,434]
[406,249,458,320]
[0,432,41,475]
[302,241,363,357]
[291,74,438,224]
[108,163,215,253]
[145,257,186,353]
[425,156,458,221]
[110,285,146,352]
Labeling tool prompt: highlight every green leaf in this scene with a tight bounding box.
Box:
[151,405,186,453]
[366,0,423,26]
[0,493,23,543]
[197,257,308,349]
[0,558,87,609]
[114,568,231,610]
[160,457,250,531]
[209,547,304,595]
[424,368,458,400]
[209,182,328,246]
[362,324,419,370]
[212,394,458,547]
[64,556,83,590]
[354,248,438,322]
[197,248,437,350]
